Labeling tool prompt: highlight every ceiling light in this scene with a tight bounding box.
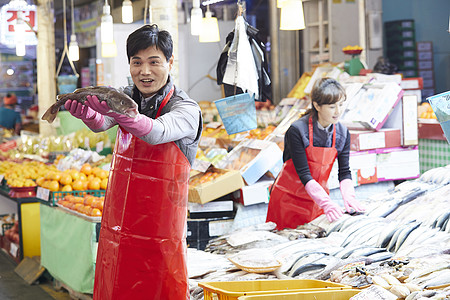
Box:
[280,0,305,31]
[190,0,202,36]
[199,6,220,43]
[15,11,26,56]
[101,1,114,43]
[68,34,79,61]
[122,0,133,24]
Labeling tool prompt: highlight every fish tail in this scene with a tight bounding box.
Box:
[41,103,60,123]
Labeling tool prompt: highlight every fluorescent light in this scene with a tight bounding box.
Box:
[280,0,305,31]
[191,0,202,36]
[101,3,114,43]
[68,33,79,61]
[122,0,133,24]
[199,8,220,43]
[277,0,288,8]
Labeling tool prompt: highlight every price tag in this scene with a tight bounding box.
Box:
[85,137,90,149]
[10,242,18,258]
[36,186,50,201]
[0,174,4,183]
[96,141,104,153]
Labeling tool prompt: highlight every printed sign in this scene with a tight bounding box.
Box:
[0,3,37,45]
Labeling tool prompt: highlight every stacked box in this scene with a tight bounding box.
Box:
[385,20,417,78]
[416,41,435,101]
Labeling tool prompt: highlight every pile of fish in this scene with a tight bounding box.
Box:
[189,165,450,299]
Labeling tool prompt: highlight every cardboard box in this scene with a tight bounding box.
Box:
[217,139,283,185]
[349,128,402,151]
[233,179,273,206]
[340,82,404,131]
[188,168,244,204]
[376,146,420,181]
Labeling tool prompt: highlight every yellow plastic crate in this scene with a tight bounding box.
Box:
[198,279,352,300]
[238,289,361,300]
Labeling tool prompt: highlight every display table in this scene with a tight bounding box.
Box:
[0,187,40,263]
[40,204,99,294]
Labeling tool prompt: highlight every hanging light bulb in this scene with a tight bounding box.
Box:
[68,0,79,61]
[101,1,114,43]
[190,0,202,36]
[15,11,26,56]
[277,0,287,8]
[199,6,220,43]
[280,0,305,30]
[102,41,117,58]
[122,0,133,24]
[69,34,79,61]
[448,15,450,33]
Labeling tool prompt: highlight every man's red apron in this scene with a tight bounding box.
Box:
[266,117,337,230]
[93,87,191,299]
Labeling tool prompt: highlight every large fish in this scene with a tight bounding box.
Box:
[41,86,139,123]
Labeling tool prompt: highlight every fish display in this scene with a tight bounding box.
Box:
[188,165,450,299]
[41,86,139,123]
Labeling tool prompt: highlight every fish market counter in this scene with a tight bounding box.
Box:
[40,204,100,294]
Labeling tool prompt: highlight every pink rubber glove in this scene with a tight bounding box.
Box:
[340,178,365,213]
[64,100,105,130]
[305,180,344,222]
[85,95,152,137]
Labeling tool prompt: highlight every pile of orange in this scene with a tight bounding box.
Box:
[36,163,109,192]
[57,194,104,217]
[419,102,437,119]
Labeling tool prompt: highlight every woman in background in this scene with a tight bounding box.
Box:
[267,77,365,229]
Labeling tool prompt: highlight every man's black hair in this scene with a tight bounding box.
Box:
[126,24,173,63]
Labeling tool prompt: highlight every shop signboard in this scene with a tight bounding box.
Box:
[0,3,37,45]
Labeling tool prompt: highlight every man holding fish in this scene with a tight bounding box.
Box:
[62,24,202,299]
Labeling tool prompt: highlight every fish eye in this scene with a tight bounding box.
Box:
[121,100,124,105]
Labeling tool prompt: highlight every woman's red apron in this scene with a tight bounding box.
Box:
[93,87,191,299]
[266,117,337,230]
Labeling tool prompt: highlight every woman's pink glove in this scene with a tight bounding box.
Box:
[305,180,344,222]
[85,95,152,137]
[340,179,365,213]
[64,100,105,130]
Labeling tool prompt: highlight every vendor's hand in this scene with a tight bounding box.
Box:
[340,179,365,213]
[322,201,344,223]
[85,95,118,117]
[305,179,344,223]
[65,100,104,130]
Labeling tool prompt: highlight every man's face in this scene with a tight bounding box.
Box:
[129,46,173,98]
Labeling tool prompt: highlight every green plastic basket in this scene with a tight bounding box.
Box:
[39,189,105,206]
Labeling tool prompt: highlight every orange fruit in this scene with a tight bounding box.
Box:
[91,167,102,178]
[52,172,62,181]
[73,203,84,212]
[69,169,81,181]
[48,180,59,192]
[72,179,84,191]
[88,178,101,190]
[60,173,72,186]
[80,163,92,176]
[83,206,93,216]
[98,170,109,180]
[36,177,45,186]
[91,208,102,217]
[84,195,95,206]
[79,173,87,181]
[61,184,73,192]
[83,180,89,190]
[100,178,108,190]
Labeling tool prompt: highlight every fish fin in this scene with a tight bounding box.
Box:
[41,104,58,123]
